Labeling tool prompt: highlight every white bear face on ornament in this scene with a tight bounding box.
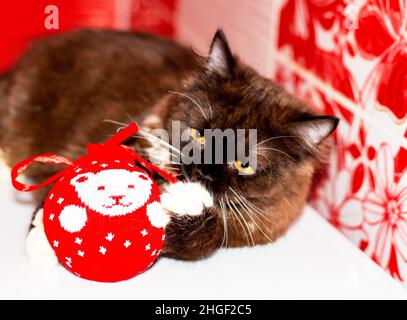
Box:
[71,169,153,216]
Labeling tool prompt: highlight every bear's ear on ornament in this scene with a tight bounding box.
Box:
[70,172,94,186]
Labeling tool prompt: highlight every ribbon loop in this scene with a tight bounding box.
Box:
[11,154,74,192]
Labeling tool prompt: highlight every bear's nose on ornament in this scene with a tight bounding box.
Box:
[110,195,124,202]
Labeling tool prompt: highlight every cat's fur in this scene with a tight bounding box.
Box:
[0,29,338,261]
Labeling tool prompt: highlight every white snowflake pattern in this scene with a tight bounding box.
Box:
[124,240,132,248]
[75,168,82,173]
[151,250,157,256]
[77,250,84,257]
[49,194,54,200]
[75,237,83,245]
[53,240,59,248]
[99,246,107,255]
[128,163,134,168]
[141,229,148,237]
[91,161,98,165]
[105,233,115,241]
[49,214,54,221]
[114,160,120,163]
[145,243,151,251]
[57,197,64,205]
[100,163,108,168]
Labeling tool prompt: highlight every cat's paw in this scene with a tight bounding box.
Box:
[25,225,58,267]
[146,201,170,228]
[160,182,213,216]
[25,208,58,267]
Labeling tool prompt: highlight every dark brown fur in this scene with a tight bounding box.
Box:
[0,29,338,260]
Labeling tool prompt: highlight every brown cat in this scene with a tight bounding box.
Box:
[0,29,338,263]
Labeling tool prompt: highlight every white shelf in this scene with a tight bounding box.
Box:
[1,161,406,299]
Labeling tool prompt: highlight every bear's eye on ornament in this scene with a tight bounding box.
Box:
[97,185,105,191]
[77,176,88,183]
[128,184,135,189]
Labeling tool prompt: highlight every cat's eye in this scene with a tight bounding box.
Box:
[128,184,135,189]
[190,128,205,144]
[97,185,105,191]
[233,160,255,175]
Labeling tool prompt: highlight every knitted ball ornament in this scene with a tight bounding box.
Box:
[12,123,178,282]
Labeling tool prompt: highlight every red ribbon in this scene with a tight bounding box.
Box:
[11,122,179,192]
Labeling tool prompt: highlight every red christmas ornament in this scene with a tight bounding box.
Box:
[12,123,178,282]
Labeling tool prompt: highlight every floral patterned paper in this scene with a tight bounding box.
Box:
[274,0,407,284]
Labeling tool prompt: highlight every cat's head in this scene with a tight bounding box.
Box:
[148,30,338,245]
[155,30,338,194]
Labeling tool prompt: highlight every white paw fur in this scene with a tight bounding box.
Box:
[146,201,170,228]
[25,209,58,266]
[160,182,213,216]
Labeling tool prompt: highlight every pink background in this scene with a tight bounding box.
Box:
[0,0,405,285]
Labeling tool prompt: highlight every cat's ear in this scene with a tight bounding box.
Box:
[206,29,235,77]
[288,115,339,146]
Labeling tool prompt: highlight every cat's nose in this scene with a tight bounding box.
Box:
[110,195,124,202]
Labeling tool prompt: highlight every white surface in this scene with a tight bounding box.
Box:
[1,161,406,300]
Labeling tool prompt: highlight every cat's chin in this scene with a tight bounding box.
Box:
[160,181,213,216]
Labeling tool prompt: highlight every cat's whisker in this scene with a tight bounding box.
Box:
[219,197,228,249]
[225,196,254,247]
[226,201,250,246]
[225,197,250,247]
[205,99,214,119]
[282,196,297,211]
[257,146,298,163]
[228,187,276,226]
[142,150,181,164]
[231,188,275,225]
[229,199,256,247]
[209,104,213,119]
[255,135,299,147]
[159,166,180,171]
[168,90,208,120]
[126,113,136,123]
[103,119,129,127]
[137,129,185,159]
[241,197,276,226]
[225,196,238,234]
[258,146,314,176]
[138,131,183,156]
[233,195,274,243]
[102,119,185,165]
[256,152,273,194]
[131,134,181,162]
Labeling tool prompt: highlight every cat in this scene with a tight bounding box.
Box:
[0,29,338,263]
